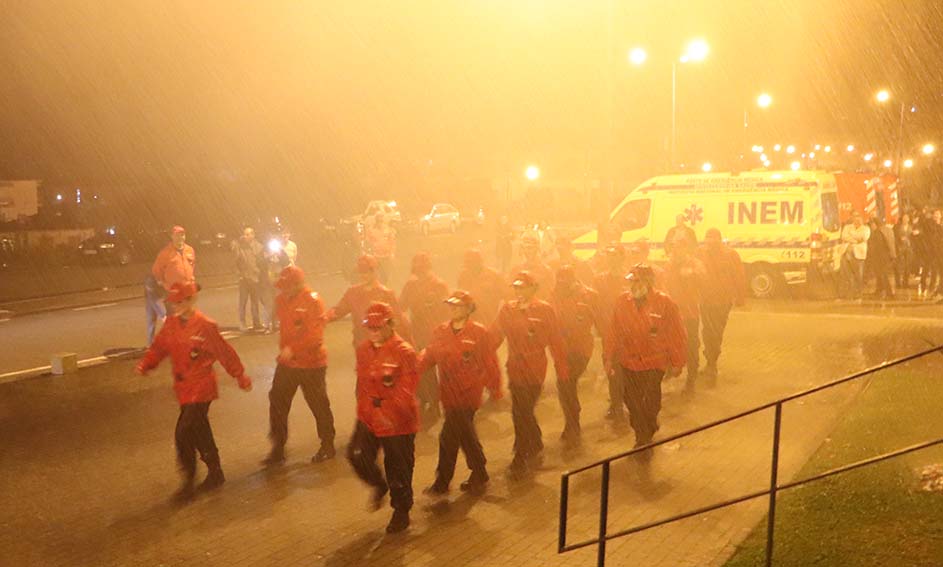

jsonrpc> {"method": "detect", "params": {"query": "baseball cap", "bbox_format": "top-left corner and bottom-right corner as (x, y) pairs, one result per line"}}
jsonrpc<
(167, 281), (200, 303)
(445, 289), (475, 307)
(362, 302), (394, 328)
(512, 271), (538, 288)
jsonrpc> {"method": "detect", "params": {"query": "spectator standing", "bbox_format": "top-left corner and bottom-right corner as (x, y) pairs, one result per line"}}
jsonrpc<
(894, 213), (914, 290)
(868, 218), (896, 299)
(663, 215), (697, 257)
(232, 227), (264, 331)
(152, 225), (196, 293)
(281, 228), (298, 266)
(840, 212), (870, 299)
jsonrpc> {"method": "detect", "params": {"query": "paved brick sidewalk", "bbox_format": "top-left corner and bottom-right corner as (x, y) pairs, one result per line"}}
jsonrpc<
(1, 308), (940, 566)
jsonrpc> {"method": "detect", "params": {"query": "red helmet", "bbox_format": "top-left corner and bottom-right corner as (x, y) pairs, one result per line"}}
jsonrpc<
(362, 302), (395, 328)
(275, 265), (305, 290)
(167, 281), (199, 303)
(512, 270), (538, 289)
(444, 289), (476, 312)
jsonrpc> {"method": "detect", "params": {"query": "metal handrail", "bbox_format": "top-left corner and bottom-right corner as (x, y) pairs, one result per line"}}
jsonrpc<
(558, 343), (943, 567)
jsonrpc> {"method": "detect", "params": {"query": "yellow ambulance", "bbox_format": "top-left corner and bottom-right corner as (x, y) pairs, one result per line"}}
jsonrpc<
(573, 170), (844, 297)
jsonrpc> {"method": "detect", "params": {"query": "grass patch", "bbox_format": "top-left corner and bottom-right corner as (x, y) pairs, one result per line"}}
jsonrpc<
(725, 364), (943, 567)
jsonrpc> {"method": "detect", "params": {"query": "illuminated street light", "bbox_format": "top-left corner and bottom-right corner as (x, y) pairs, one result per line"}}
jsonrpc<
(773, 144), (782, 152)
(760, 153), (768, 162)
(847, 144), (855, 152)
(814, 144), (821, 151)
(683, 38), (710, 63)
(628, 47), (647, 66)
(702, 162), (712, 172)
(923, 143), (935, 155)
(876, 89), (891, 103)
(763, 160), (771, 168)
(525, 165), (540, 181)
(786, 145), (796, 154)
(904, 158), (914, 169)
(864, 153), (874, 162)
(824, 145), (832, 153)
(757, 93), (773, 108)
(55, 194), (63, 201)
(883, 159), (893, 168)
(790, 161), (801, 171)
(809, 152), (816, 158)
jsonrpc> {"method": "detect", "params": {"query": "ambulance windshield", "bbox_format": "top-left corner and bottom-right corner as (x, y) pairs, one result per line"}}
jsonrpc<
(821, 192), (840, 232)
(611, 199), (651, 232)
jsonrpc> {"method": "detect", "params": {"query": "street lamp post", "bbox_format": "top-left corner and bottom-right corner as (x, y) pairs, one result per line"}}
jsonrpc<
(875, 89), (908, 177)
(743, 93), (772, 162)
(633, 39), (708, 170)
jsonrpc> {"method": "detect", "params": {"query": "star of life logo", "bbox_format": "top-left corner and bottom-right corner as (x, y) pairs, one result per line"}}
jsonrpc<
(684, 204), (704, 226)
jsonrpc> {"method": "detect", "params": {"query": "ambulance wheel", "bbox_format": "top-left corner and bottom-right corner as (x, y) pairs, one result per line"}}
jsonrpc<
(748, 265), (781, 298)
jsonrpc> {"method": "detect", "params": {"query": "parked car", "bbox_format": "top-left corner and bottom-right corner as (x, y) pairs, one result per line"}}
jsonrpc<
(77, 233), (134, 265)
(419, 203), (461, 235)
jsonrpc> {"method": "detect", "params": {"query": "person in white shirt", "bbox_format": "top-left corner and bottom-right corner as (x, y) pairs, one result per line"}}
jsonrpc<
(281, 228), (298, 267)
(841, 212), (870, 298)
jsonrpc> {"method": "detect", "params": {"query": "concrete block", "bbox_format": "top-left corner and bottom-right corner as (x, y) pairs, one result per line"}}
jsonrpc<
(51, 352), (78, 375)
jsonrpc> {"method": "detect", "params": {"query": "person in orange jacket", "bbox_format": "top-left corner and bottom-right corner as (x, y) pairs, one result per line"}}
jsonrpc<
(593, 243), (628, 422)
(550, 265), (603, 447)
(508, 234), (553, 300)
(347, 302), (420, 534)
(400, 252), (450, 425)
(136, 282), (252, 501)
(491, 271), (569, 477)
(697, 228), (747, 383)
(605, 264), (686, 458)
(327, 255), (409, 348)
(262, 266), (336, 466)
(418, 290), (502, 495)
(456, 248), (505, 326)
(549, 237), (594, 286)
(151, 225), (196, 293)
(663, 241), (706, 394)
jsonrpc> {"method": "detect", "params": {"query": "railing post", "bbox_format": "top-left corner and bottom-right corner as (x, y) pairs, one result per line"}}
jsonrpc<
(598, 461), (610, 567)
(766, 402), (783, 567)
(559, 474), (569, 553)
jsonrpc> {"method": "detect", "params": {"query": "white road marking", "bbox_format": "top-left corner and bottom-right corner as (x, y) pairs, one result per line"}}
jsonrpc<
(0, 355), (112, 385)
(72, 303), (119, 312)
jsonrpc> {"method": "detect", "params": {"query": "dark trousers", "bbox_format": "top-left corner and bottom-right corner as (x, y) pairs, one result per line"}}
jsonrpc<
(619, 366), (664, 446)
(873, 262), (894, 296)
(896, 249), (913, 288)
(347, 421), (415, 512)
(436, 408), (486, 484)
(509, 381), (543, 459)
(557, 353), (589, 437)
(175, 402), (218, 478)
(238, 278), (261, 328)
(268, 365), (335, 448)
(684, 317), (700, 383)
(417, 366), (440, 410)
(701, 303), (732, 368)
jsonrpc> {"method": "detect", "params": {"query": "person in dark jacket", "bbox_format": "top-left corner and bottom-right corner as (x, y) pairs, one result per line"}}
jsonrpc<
(894, 213), (914, 289)
(867, 218), (896, 299)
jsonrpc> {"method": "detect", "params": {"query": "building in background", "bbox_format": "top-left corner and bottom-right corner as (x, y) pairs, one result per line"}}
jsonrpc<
(0, 180), (40, 223)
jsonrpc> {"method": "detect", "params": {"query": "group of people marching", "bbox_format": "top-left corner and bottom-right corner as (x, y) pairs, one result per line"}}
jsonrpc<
(137, 225), (745, 535)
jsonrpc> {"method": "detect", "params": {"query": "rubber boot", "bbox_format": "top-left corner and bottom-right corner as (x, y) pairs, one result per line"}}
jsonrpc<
(199, 459), (226, 492)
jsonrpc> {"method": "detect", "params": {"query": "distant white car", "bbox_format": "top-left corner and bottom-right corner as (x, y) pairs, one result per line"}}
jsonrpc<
(419, 203), (461, 235)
